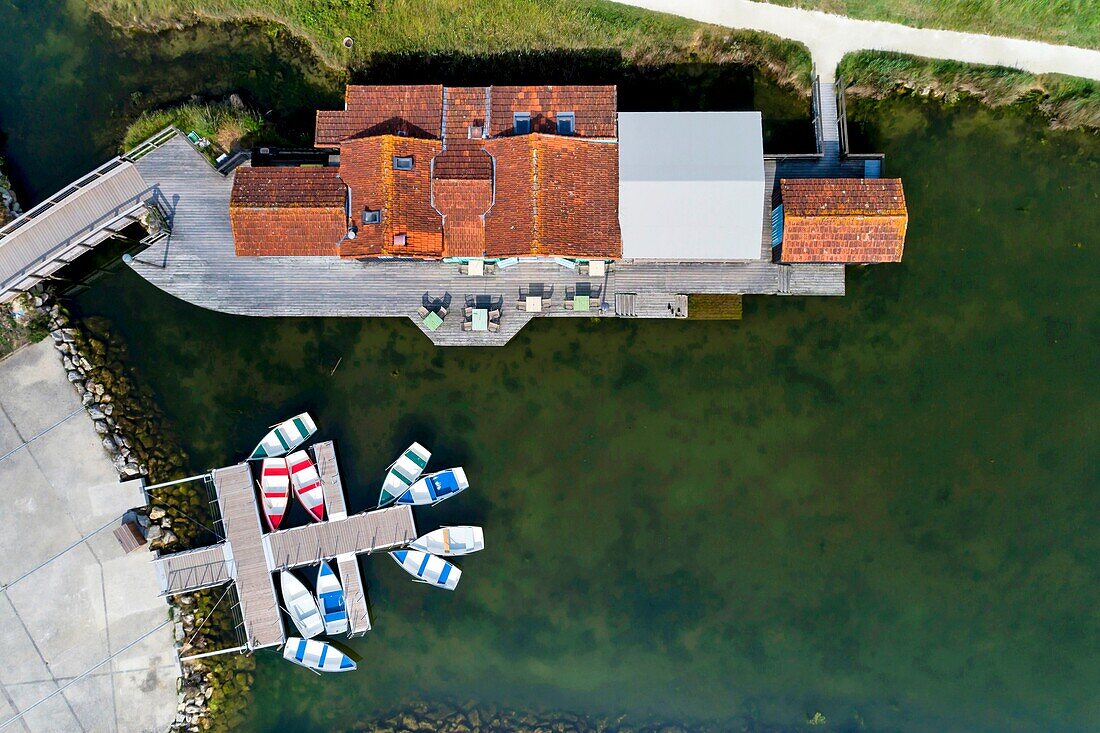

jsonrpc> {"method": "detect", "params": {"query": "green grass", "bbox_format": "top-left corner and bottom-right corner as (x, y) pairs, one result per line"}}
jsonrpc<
(121, 101), (265, 155)
(760, 0), (1099, 50)
(89, 0), (813, 88)
(839, 50), (1100, 129)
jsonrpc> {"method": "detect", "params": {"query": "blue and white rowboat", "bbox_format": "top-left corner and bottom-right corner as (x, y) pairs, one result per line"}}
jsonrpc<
(315, 561), (348, 635)
(394, 467), (468, 506)
(379, 442), (431, 506)
(282, 637), (356, 673)
(409, 526), (484, 557)
(390, 549), (461, 591)
(250, 413), (317, 460)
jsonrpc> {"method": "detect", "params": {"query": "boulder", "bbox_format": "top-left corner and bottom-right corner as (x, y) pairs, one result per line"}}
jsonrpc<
(149, 505), (167, 520)
(93, 420), (109, 435)
(146, 524), (163, 541)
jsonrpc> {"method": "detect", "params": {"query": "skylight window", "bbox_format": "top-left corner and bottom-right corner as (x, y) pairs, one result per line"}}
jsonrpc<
(393, 233), (407, 246)
(362, 209), (381, 225)
(393, 156), (414, 171)
(513, 112), (531, 135)
(557, 112), (575, 135)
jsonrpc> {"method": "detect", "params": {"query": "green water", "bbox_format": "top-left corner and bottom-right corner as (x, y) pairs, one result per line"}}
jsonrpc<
(4, 2), (1100, 731)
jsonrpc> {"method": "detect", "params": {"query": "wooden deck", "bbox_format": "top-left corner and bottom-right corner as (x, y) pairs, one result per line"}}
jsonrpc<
(262, 506), (416, 570)
(336, 553), (372, 636)
(153, 543), (232, 595)
(129, 134), (848, 346)
(310, 441), (346, 520)
(212, 463), (285, 650)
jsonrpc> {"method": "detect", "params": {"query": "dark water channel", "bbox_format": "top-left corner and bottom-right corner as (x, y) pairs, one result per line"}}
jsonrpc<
(2, 2), (1098, 731)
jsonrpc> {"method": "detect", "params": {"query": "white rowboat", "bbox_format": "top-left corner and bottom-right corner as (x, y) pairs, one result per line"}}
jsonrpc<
(283, 637), (356, 672)
(280, 571), (324, 638)
(257, 457), (290, 531)
(409, 526), (484, 556)
(379, 442), (431, 506)
(394, 467), (468, 506)
(287, 450), (325, 522)
(390, 549), (461, 591)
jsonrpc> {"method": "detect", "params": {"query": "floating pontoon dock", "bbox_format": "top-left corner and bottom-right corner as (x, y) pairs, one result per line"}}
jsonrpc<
(152, 440), (415, 649)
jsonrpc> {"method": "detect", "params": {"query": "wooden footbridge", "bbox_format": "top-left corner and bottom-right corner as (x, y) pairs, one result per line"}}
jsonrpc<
(152, 440), (416, 650)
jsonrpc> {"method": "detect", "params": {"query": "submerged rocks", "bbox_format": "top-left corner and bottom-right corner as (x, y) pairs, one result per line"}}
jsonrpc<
(354, 704), (721, 733)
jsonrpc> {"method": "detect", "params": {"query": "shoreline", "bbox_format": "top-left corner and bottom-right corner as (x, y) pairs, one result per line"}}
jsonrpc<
(33, 287), (254, 731)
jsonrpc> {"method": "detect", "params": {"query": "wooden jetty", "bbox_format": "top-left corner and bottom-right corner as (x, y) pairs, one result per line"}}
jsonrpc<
(152, 440), (415, 651)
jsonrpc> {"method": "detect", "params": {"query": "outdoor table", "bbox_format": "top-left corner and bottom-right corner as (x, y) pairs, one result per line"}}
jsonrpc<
(467, 259), (485, 276)
(525, 296), (543, 313)
(471, 308), (489, 331)
(423, 310), (443, 331)
(588, 260), (606, 277)
(573, 294), (591, 312)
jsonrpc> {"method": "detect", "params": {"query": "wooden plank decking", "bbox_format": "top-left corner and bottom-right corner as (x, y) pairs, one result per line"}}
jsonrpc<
(310, 440), (346, 520)
(213, 463), (285, 650)
(153, 544), (232, 595)
(336, 553), (372, 636)
(263, 505), (416, 570)
(129, 134), (848, 346)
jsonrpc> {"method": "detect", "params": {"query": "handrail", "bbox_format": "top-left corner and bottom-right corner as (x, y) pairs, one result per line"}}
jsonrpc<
(124, 126), (179, 162)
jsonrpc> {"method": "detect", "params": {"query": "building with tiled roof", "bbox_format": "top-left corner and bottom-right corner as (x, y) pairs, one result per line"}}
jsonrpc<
(777, 178), (908, 263)
(229, 168), (347, 256)
(231, 84), (621, 260)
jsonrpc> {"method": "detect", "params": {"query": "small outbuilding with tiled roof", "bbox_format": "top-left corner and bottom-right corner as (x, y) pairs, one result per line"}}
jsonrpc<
(229, 167), (349, 256)
(777, 178), (908, 263)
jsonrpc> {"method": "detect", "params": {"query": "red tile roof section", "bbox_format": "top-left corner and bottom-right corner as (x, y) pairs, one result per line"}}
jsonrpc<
(338, 136), (444, 258)
(489, 86), (616, 138)
(483, 135), (621, 258)
(779, 178), (907, 263)
(315, 85), (443, 146)
(229, 167), (347, 256)
(434, 178), (492, 257)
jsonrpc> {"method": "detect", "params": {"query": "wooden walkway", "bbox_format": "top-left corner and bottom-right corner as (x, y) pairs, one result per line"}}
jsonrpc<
(212, 463), (285, 649)
(129, 133), (849, 346)
(152, 543), (232, 595)
(336, 554), (372, 635)
(262, 506), (416, 570)
(311, 441), (346, 519)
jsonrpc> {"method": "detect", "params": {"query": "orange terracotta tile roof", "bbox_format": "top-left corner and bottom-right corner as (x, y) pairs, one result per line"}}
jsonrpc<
(229, 168), (347, 256)
(483, 135), (621, 258)
(488, 85), (616, 138)
(315, 85), (443, 146)
(338, 135), (444, 258)
(779, 178), (907, 263)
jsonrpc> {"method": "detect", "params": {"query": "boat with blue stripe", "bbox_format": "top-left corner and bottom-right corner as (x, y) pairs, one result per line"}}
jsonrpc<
(282, 637), (356, 673)
(390, 549), (462, 591)
(315, 560), (349, 635)
(394, 467), (468, 506)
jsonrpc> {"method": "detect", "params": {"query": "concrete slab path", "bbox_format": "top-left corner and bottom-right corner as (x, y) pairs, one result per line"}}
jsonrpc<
(0, 341), (177, 733)
(613, 0), (1100, 82)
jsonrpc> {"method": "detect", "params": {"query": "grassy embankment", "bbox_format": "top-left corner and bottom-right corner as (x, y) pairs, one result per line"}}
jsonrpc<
(761, 0), (1099, 49)
(90, 0), (813, 87)
(839, 50), (1100, 130)
(122, 101), (265, 158)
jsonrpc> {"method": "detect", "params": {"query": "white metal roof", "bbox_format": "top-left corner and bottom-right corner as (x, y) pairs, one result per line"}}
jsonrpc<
(0, 160), (152, 298)
(618, 112), (765, 260)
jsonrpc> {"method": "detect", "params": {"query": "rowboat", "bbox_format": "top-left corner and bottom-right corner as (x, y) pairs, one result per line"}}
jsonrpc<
(250, 413), (317, 460)
(379, 442), (431, 507)
(390, 549), (461, 591)
(394, 467), (468, 506)
(315, 561), (348, 635)
(280, 571), (323, 638)
(282, 637), (357, 673)
(287, 450), (325, 522)
(257, 457), (290, 531)
(409, 526), (484, 557)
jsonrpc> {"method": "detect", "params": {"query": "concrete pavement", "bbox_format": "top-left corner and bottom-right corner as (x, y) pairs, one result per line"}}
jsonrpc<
(0, 340), (177, 732)
(613, 0), (1100, 82)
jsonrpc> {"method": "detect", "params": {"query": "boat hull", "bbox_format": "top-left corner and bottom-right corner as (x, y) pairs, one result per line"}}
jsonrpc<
(280, 571), (324, 638)
(250, 412), (316, 460)
(395, 467), (468, 506)
(316, 561), (349, 636)
(409, 526), (485, 556)
(258, 457), (290, 531)
(379, 442), (432, 506)
(390, 549), (461, 591)
(287, 450), (325, 522)
(283, 637), (356, 672)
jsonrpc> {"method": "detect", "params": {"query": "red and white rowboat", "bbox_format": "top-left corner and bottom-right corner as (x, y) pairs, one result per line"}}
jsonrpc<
(258, 457), (290, 531)
(287, 450), (325, 522)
